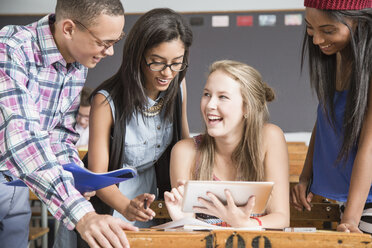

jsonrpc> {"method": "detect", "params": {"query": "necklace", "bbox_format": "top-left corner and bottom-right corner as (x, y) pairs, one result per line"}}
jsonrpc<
(142, 98), (164, 117)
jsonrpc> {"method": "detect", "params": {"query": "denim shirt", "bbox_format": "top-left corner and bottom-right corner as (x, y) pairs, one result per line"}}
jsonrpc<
(98, 90), (173, 172)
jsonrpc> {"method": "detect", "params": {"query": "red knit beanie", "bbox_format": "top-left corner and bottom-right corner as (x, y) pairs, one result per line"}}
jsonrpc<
(304, 0), (372, 10)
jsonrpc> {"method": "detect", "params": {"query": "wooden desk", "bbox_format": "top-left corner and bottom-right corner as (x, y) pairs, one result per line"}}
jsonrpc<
(126, 229), (372, 248)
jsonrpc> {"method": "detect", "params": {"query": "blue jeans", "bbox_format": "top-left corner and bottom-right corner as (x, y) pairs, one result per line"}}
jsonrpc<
(0, 171), (31, 248)
(53, 224), (77, 248)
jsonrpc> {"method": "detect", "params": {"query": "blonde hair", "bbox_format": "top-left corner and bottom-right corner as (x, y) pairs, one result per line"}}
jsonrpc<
(195, 60), (275, 181)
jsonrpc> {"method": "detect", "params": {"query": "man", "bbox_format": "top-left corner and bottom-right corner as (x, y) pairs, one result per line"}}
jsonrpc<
(0, 0), (137, 247)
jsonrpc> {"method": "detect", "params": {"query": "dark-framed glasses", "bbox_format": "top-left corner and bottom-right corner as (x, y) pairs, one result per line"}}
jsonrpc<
(73, 20), (125, 50)
(144, 59), (188, 72)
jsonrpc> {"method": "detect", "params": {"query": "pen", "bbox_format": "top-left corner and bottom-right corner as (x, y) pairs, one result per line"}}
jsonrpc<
(144, 197), (148, 210)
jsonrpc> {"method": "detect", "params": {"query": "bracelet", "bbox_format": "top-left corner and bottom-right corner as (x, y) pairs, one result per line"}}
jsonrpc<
(250, 216), (262, 226)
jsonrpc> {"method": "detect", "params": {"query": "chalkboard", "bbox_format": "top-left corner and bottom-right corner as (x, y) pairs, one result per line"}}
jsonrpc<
(0, 11), (317, 133)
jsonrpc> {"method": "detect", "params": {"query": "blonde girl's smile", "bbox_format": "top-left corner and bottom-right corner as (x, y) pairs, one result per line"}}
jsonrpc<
(201, 70), (245, 138)
(207, 114), (223, 122)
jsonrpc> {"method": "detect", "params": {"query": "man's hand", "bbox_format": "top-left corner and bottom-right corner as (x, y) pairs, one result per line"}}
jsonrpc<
(76, 212), (138, 248)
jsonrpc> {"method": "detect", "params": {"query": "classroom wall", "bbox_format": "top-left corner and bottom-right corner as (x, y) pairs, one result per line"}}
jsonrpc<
(0, 0), (304, 14)
(0, 2), (318, 134)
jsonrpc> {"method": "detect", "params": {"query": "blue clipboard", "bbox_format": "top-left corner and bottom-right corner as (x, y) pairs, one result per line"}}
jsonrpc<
(5, 163), (137, 193)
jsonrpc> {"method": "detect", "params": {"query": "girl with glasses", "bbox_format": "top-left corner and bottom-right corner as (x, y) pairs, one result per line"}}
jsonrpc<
(85, 8), (193, 230)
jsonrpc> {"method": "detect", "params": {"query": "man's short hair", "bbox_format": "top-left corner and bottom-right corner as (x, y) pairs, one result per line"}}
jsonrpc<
(80, 87), (93, 107)
(55, 0), (124, 27)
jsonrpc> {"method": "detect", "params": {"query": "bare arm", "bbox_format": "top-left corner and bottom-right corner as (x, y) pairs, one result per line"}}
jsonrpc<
(300, 124), (316, 184)
(181, 79), (190, 139)
(291, 122), (316, 211)
(259, 124), (290, 229)
(88, 94), (154, 221)
(338, 79), (372, 233)
(169, 138), (196, 187)
(165, 138), (196, 220)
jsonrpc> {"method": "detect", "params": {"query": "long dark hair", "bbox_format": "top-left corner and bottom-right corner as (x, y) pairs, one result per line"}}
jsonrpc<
(302, 8), (372, 163)
(91, 8), (193, 171)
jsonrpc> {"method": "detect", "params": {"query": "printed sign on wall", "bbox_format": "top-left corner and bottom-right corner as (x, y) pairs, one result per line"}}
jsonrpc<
(259, 15), (276, 26)
(285, 14), (303, 26)
(212, 15), (229, 27)
(237, 15), (253, 27)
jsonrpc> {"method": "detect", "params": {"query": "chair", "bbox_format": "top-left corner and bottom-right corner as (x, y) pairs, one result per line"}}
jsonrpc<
(286, 142), (340, 229)
(287, 141), (308, 183)
(29, 191), (49, 248)
(78, 148), (88, 160)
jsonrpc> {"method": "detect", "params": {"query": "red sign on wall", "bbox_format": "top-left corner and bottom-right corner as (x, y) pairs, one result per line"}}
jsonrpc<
(237, 15), (253, 26)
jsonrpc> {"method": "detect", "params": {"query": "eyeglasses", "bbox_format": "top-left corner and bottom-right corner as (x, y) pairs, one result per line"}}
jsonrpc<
(144, 59), (188, 72)
(73, 20), (125, 50)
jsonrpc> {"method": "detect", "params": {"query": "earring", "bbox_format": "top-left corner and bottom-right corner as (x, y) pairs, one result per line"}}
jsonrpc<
(244, 114), (248, 119)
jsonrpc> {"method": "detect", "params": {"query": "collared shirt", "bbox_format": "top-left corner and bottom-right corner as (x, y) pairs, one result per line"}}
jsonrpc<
(99, 89), (173, 172)
(98, 89), (173, 227)
(0, 14), (94, 230)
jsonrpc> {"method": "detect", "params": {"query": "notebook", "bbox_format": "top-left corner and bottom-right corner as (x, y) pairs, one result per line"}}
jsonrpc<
(5, 162), (137, 193)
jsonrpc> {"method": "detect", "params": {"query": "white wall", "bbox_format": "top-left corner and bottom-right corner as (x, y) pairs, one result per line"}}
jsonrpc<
(0, 0), (304, 15)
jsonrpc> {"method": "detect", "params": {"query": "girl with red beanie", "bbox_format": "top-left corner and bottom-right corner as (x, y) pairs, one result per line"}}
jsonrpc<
(291, 0), (372, 234)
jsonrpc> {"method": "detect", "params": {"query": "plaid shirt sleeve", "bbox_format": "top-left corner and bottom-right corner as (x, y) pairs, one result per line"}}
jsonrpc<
(50, 95), (85, 168)
(0, 43), (94, 229)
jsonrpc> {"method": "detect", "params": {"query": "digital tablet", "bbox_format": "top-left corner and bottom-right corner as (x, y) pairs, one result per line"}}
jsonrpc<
(182, 180), (274, 214)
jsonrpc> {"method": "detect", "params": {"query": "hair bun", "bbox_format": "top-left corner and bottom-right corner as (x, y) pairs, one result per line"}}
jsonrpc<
(263, 82), (275, 102)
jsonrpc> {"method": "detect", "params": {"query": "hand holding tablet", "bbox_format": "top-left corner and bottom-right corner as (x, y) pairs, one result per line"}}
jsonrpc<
(182, 180), (274, 214)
